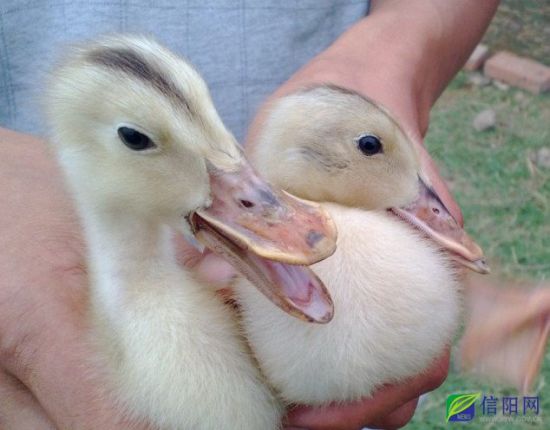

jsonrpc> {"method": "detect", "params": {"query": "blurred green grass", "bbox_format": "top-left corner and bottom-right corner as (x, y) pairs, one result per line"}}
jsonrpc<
(406, 74), (549, 430)
(407, 2), (549, 427)
(428, 77), (549, 281)
(482, 0), (549, 65)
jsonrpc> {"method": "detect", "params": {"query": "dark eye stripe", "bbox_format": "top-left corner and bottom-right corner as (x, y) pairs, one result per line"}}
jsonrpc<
(88, 47), (191, 112)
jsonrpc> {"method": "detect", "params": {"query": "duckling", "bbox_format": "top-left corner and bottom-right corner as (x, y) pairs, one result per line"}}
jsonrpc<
(234, 86), (488, 404)
(45, 36), (337, 429)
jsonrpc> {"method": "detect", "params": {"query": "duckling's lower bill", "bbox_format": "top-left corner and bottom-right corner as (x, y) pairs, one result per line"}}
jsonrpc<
(190, 162), (336, 323)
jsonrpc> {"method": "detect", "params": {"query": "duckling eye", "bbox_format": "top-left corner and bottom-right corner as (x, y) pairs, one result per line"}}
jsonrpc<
(118, 126), (155, 151)
(357, 134), (382, 156)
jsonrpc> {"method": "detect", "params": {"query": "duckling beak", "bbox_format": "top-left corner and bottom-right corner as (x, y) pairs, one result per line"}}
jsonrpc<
(392, 177), (490, 274)
(189, 162), (336, 323)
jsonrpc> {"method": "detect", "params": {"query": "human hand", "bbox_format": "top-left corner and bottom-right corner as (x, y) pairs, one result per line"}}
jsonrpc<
(284, 350), (450, 430)
(0, 127), (153, 429)
(460, 275), (550, 394)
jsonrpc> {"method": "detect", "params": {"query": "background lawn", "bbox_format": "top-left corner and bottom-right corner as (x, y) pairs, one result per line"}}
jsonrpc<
(406, 1), (549, 428)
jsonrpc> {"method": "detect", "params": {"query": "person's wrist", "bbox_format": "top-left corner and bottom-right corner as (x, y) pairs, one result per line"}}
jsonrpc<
(317, 7), (451, 138)
(306, 51), (429, 143)
(267, 46), (428, 141)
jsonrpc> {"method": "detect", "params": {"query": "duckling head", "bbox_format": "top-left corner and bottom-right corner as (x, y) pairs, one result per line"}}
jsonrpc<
(46, 35), (337, 322)
(251, 85), (489, 273)
(252, 85), (419, 210)
(47, 35), (242, 220)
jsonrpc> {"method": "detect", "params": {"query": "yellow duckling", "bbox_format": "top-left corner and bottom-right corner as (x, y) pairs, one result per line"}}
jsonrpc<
(46, 36), (337, 429)
(235, 86), (487, 405)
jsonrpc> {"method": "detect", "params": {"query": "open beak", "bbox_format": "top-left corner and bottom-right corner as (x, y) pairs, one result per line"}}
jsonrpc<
(392, 176), (490, 274)
(189, 162), (337, 323)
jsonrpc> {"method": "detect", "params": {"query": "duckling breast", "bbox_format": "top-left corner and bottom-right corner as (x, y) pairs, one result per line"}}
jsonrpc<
(235, 204), (460, 405)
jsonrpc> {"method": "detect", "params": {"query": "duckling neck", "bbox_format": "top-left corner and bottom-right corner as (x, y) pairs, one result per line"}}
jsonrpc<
(81, 208), (181, 314)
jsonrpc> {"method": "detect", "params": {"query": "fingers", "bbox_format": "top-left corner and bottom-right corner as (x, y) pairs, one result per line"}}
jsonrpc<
(185, 251), (238, 287)
(460, 276), (550, 393)
(419, 348), (451, 393)
(3, 333), (155, 430)
(285, 349), (450, 430)
(284, 387), (429, 430)
(0, 264), (152, 430)
(369, 397), (419, 430)
(284, 387), (419, 430)
(0, 368), (56, 430)
(173, 234), (238, 288)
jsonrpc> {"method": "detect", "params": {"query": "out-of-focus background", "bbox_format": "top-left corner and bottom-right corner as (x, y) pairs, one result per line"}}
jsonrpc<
(408, 1), (549, 428)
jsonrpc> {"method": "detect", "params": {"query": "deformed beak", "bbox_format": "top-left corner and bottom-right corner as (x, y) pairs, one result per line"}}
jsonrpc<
(392, 176), (490, 274)
(189, 162), (337, 323)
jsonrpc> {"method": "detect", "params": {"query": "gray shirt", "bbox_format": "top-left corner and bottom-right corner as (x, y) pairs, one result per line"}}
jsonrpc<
(0, 0), (370, 142)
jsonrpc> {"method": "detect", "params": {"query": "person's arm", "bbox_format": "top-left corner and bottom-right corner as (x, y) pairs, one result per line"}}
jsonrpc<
(246, 1), (499, 428)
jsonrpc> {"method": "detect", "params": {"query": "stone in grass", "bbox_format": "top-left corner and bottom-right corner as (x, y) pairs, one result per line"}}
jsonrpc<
(468, 72), (491, 87)
(534, 147), (550, 169)
(484, 51), (550, 94)
(514, 92), (527, 103)
(513, 92), (529, 108)
(473, 109), (497, 132)
(464, 44), (491, 71)
(493, 80), (510, 91)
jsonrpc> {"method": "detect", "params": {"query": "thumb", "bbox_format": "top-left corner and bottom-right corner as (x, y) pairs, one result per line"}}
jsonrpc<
(173, 233), (238, 288)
